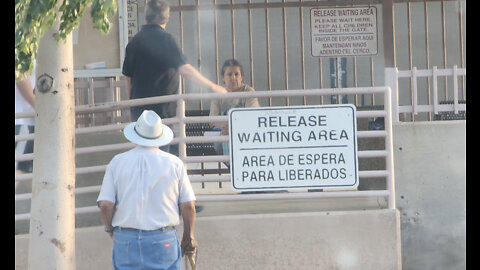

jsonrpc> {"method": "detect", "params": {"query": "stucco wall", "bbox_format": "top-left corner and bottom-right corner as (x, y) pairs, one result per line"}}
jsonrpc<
(393, 120), (466, 270)
(15, 210), (401, 270)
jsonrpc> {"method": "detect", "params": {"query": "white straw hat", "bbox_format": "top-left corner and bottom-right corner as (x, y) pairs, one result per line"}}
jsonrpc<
(123, 110), (173, 147)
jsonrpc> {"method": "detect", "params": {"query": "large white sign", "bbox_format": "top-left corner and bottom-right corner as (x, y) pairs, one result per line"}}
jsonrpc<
(310, 6), (378, 57)
(229, 105), (359, 192)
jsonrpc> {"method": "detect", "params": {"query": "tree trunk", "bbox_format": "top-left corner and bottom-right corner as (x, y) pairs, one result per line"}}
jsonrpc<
(28, 9), (76, 270)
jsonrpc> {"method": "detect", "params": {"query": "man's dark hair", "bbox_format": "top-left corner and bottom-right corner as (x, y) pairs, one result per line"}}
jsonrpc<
(221, 59), (244, 77)
(146, 0), (170, 25)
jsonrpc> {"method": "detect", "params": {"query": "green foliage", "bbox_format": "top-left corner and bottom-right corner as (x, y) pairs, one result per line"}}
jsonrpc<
(55, 0), (93, 41)
(15, 0), (117, 81)
(91, 0), (118, 34)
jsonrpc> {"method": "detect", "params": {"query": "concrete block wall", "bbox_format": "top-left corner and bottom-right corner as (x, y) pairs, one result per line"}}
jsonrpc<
(393, 120), (466, 270)
(15, 209), (401, 270)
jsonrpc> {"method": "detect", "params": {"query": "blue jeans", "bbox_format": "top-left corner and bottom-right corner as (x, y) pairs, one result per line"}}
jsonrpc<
(112, 228), (181, 270)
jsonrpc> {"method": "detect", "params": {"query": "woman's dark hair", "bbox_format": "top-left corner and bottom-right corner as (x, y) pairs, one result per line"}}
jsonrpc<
(221, 59), (244, 77)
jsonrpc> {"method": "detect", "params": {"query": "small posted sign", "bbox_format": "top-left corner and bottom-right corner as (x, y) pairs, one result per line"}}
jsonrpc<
(229, 105), (359, 192)
(310, 6), (378, 57)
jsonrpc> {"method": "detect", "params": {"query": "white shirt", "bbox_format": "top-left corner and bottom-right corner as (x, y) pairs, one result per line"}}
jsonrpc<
(15, 64), (36, 126)
(97, 146), (196, 230)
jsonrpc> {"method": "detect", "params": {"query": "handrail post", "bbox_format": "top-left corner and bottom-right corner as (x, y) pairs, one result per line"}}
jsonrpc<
(384, 86), (396, 210)
(177, 94), (187, 161)
(385, 67), (399, 123)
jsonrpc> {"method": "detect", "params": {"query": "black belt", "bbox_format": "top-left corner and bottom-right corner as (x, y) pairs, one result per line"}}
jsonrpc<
(115, 226), (175, 232)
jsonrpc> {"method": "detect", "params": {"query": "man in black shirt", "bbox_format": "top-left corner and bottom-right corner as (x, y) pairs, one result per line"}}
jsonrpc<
(122, 0), (227, 154)
(123, 0), (227, 120)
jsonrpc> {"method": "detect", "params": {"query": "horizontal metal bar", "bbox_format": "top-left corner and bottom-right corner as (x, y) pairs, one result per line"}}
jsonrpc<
(188, 170), (388, 183)
(195, 190), (390, 202)
(189, 175), (231, 182)
(16, 148), (388, 180)
(17, 87), (390, 119)
(183, 155), (230, 163)
(396, 67), (466, 78)
(397, 104), (466, 113)
(170, 0), (384, 12)
(15, 185), (103, 201)
(15, 110), (385, 143)
(358, 150), (387, 158)
(357, 130), (387, 138)
(15, 206), (102, 221)
(15, 189), (390, 221)
(15, 168), (390, 202)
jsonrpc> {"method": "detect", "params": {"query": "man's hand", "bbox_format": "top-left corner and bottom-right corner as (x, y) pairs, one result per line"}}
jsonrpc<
(179, 200), (197, 258)
(210, 84), (228, 94)
(181, 237), (198, 257)
(98, 200), (115, 239)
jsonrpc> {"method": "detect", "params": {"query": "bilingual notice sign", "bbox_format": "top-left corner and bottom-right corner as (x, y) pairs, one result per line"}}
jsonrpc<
(310, 6), (378, 57)
(229, 105), (359, 192)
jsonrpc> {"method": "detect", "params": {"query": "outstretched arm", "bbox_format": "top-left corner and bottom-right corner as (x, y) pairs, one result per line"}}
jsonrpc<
(179, 64), (227, 94)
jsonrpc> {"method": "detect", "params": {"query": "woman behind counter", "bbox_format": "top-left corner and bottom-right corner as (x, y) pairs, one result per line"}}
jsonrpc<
(209, 59), (260, 135)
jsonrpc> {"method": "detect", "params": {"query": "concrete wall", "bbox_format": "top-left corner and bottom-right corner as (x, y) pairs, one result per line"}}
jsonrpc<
(393, 121), (466, 270)
(15, 209), (401, 270)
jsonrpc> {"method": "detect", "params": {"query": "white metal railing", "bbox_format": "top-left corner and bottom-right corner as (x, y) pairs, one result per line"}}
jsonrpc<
(15, 87), (396, 223)
(385, 66), (466, 122)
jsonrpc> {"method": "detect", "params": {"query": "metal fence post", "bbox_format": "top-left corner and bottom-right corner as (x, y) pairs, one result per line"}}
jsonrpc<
(177, 94), (187, 160)
(384, 86), (396, 210)
(385, 67), (399, 122)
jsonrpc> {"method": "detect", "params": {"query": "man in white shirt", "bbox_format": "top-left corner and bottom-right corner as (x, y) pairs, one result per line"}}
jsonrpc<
(97, 110), (197, 270)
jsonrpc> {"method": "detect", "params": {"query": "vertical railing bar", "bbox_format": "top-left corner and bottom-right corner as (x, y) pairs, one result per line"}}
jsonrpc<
(87, 77), (94, 105)
(299, 1), (306, 104)
(353, 56), (358, 106)
(282, 0), (289, 106)
(336, 57), (340, 104)
(88, 77), (95, 126)
(317, 0), (323, 106)
(384, 67), (399, 122)
(432, 66), (439, 115)
(370, 56), (375, 106)
(177, 93), (187, 162)
(231, 0), (236, 59)
(412, 67), (418, 115)
(195, 0), (203, 110)
(178, 0), (185, 94)
(265, 0), (272, 104)
(108, 77), (115, 123)
(424, 1), (432, 120)
(213, 0), (219, 85)
(248, 0), (254, 88)
(384, 87), (396, 210)
(319, 58), (323, 105)
(441, 0), (448, 100)
(453, 65), (459, 114)
(457, 0), (465, 100)
(407, 2), (414, 121)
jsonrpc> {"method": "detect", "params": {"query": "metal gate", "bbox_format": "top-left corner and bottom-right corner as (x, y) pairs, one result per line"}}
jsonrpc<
(136, 0), (465, 110)
(72, 0), (465, 124)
